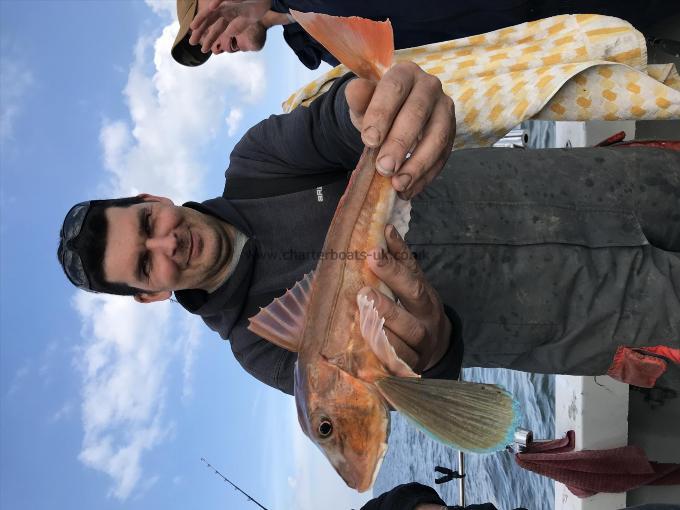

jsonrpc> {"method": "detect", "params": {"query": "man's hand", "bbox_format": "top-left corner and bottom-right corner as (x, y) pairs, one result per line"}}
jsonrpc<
(359, 224), (451, 373)
(346, 62), (456, 200)
(189, 0), (271, 53)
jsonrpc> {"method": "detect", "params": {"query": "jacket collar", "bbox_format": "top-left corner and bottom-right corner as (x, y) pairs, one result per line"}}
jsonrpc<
(174, 197), (256, 317)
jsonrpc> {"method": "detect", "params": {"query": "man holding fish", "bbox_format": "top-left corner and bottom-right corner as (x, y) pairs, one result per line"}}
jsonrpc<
(60, 55), (680, 382)
(58, 60), (461, 389)
(58, 8), (680, 491)
(59, 19), (680, 397)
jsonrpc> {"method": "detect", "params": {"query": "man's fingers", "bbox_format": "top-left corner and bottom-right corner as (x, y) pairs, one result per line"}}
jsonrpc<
(383, 327), (421, 371)
(391, 93), (454, 196)
(351, 60), (454, 197)
(378, 289), (427, 351)
(190, 1), (228, 42)
(360, 64), (415, 150)
(367, 244), (432, 319)
(190, 6), (212, 35)
(363, 226), (451, 373)
(375, 70), (440, 177)
(359, 286), (426, 368)
(189, 15), (212, 46)
(396, 150), (448, 201)
(384, 224), (422, 276)
(200, 18), (228, 53)
(190, 1), (246, 47)
(221, 15), (252, 41)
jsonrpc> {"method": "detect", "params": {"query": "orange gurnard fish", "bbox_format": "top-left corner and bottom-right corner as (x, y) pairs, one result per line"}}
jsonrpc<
(249, 12), (519, 492)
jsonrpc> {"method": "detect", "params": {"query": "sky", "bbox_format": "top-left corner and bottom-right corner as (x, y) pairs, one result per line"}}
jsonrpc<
(0, 1), (372, 509)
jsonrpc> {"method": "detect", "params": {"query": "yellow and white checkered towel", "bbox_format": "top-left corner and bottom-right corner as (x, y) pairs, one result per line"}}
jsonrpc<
(282, 14), (680, 148)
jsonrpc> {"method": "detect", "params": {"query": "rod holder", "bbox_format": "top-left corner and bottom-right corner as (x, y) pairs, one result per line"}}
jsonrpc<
(506, 428), (534, 453)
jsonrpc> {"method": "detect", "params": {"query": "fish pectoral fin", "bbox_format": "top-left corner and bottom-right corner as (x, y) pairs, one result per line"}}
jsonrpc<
(375, 377), (520, 454)
(247, 271), (315, 353)
(290, 10), (394, 82)
(357, 293), (417, 378)
(388, 196), (411, 240)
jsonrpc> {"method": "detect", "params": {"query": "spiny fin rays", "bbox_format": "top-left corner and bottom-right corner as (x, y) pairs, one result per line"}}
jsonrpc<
(248, 271), (315, 352)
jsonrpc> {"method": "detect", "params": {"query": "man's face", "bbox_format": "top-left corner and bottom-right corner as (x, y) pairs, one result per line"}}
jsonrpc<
(102, 196), (233, 299)
(193, 0), (269, 54)
(219, 21), (267, 54)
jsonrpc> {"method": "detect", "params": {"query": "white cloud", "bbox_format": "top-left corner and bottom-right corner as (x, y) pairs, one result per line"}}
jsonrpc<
(265, 394), (373, 509)
(225, 107), (244, 137)
(288, 409), (374, 509)
(144, 0), (175, 17)
(99, 22), (265, 203)
(6, 360), (30, 397)
(50, 401), (75, 424)
(39, 340), (58, 386)
(179, 314), (202, 401)
(74, 293), (180, 499)
(0, 53), (33, 142)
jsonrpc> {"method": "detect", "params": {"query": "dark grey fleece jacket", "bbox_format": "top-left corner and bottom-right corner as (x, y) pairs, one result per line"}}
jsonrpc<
(175, 74), (463, 395)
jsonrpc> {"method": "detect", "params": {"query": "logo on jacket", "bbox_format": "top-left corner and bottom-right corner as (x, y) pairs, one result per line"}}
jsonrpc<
(316, 186), (324, 202)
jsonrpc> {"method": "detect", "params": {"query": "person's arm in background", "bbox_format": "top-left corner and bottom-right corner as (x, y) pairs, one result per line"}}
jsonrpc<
(190, 0), (272, 52)
(359, 483), (446, 510)
(359, 482), (516, 510)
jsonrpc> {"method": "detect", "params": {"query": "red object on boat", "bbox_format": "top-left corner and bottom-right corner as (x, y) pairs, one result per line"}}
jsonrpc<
(615, 140), (680, 150)
(596, 131), (627, 146)
(606, 345), (680, 388)
(515, 431), (680, 497)
(595, 132), (680, 151)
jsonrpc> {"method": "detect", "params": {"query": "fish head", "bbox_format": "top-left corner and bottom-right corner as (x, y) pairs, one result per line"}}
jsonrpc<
(295, 358), (390, 492)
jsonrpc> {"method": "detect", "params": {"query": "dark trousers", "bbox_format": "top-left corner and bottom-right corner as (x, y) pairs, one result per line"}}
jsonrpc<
(408, 147), (680, 386)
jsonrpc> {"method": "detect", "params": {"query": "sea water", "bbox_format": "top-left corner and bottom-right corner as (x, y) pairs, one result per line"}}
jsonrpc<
(373, 121), (558, 510)
(373, 369), (555, 509)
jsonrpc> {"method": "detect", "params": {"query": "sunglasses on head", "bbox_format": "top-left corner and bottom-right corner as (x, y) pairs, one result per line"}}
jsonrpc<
(59, 201), (96, 292)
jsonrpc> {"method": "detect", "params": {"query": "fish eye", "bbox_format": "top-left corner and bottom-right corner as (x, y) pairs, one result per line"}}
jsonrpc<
(318, 419), (333, 438)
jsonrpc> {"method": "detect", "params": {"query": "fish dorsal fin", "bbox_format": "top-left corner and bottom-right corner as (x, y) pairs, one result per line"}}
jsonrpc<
(247, 271), (314, 352)
(375, 377), (520, 453)
(388, 196), (412, 239)
(290, 10), (394, 81)
(357, 293), (417, 378)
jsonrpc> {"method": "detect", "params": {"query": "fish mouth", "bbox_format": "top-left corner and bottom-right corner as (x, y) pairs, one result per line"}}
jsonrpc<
(340, 440), (388, 492)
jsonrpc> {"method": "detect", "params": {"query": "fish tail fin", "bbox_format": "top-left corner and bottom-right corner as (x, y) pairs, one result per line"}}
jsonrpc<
(375, 376), (520, 453)
(290, 10), (393, 81)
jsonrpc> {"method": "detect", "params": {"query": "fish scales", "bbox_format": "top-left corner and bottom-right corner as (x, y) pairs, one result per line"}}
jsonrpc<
(306, 147), (393, 377)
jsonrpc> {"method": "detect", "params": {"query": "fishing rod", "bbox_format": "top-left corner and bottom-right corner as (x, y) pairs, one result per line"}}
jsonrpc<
(201, 457), (271, 510)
